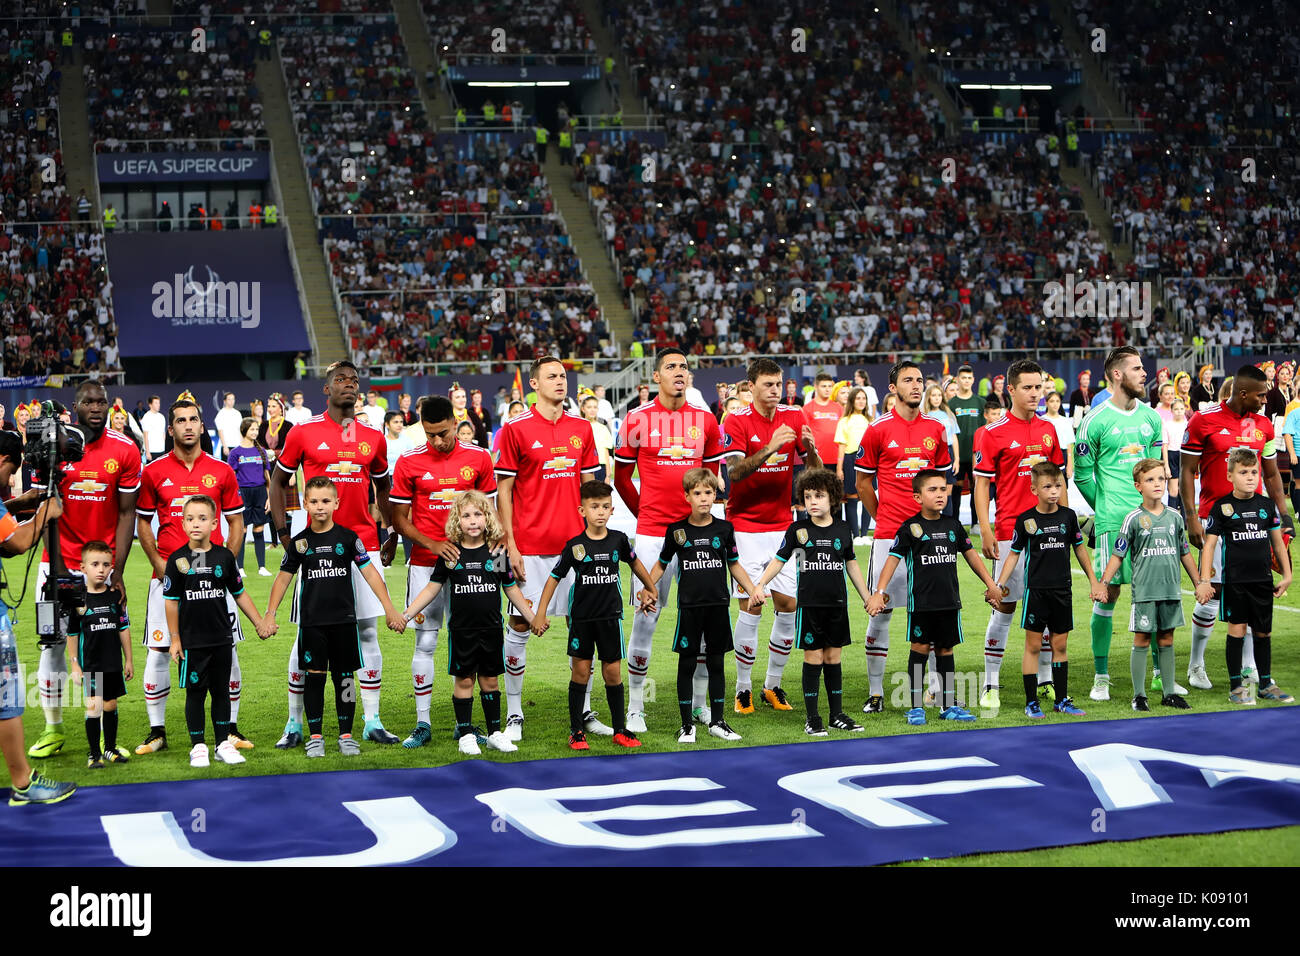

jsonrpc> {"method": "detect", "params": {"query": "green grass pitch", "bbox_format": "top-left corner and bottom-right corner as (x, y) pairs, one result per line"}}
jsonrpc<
(4, 540), (1297, 865)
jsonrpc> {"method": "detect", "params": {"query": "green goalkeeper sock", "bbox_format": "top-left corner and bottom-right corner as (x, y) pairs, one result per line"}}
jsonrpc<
(1130, 645), (1149, 698)
(1091, 601), (1115, 674)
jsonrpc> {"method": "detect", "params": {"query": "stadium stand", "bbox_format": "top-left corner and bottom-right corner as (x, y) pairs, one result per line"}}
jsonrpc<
(421, 0), (595, 60)
(1, 29), (69, 223)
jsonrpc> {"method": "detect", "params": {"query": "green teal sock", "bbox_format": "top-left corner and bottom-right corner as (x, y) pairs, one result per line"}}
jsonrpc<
(1157, 644), (1176, 691)
(1091, 602), (1115, 674)
(1130, 645), (1149, 697)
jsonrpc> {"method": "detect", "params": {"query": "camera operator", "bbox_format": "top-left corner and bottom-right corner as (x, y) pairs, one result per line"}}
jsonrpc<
(0, 429), (78, 804)
(29, 382), (142, 760)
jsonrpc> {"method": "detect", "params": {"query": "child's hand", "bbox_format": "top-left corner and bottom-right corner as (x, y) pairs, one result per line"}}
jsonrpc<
(169, 643), (182, 664)
(69, 665), (82, 685)
(983, 585), (1003, 608)
(636, 588), (657, 613)
(746, 589), (767, 613)
(1195, 581), (1215, 605)
(1275, 576), (1291, 600)
(866, 594), (885, 616)
(1090, 581), (1110, 603)
(386, 610), (407, 633)
(532, 615), (550, 636)
(123, 660), (134, 681)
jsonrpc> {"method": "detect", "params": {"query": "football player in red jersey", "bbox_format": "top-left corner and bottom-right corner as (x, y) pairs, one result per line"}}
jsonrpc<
(30, 381), (142, 760)
(721, 357), (820, 714)
(972, 359), (1067, 710)
(269, 361), (397, 747)
(389, 395), (497, 748)
(855, 360), (953, 713)
(496, 356), (601, 741)
(614, 347), (725, 732)
(1180, 364), (1293, 689)
(132, 398), (246, 756)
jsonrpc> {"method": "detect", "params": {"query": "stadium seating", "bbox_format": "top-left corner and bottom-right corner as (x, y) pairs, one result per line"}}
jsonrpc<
(421, 0), (595, 59)
(0, 32), (69, 223)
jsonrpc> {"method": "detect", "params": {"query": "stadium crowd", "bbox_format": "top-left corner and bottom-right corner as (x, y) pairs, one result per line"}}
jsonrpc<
(421, 0), (595, 59)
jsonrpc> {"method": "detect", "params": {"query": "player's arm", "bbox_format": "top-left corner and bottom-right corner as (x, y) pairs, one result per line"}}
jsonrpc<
(798, 421), (821, 469)
(269, 464), (292, 546)
(612, 458), (640, 516)
(854, 431), (879, 518)
(1098, 551), (1123, 587)
(962, 546), (1001, 592)
(503, 583), (536, 625)
(727, 557), (760, 601)
(495, 474), (526, 580)
(628, 556), (657, 592)
(866, 553), (901, 614)
(224, 509), (245, 562)
(372, 471), (394, 528)
(265, 570), (294, 617)
(391, 502), (447, 558)
(112, 488), (138, 602)
(1073, 419), (1098, 509)
(359, 560), (406, 631)
(135, 513), (167, 578)
(973, 474), (997, 558)
(1261, 453), (1292, 531)
(404, 577), (443, 621)
(1270, 527), (1292, 594)
(728, 424), (794, 483)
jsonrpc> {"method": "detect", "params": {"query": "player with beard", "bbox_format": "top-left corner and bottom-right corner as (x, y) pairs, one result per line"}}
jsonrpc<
(1181, 364), (1293, 691)
(615, 347), (725, 731)
(29, 382), (142, 759)
(855, 361), (953, 713)
(133, 398), (247, 755)
(1073, 347), (1171, 701)
(270, 361), (397, 747)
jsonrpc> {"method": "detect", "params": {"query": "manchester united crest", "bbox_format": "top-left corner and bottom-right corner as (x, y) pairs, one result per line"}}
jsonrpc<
(202, 474), (217, 488)
(796, 528), (809, 545)
(460, 466), (475, 481)
(922, 436), (936, 451)
(674, 528), (687, 546)
(910, 522), (923, 538)
(104, 459), (119, 474)
(359, 441), (371, 456)
(1044, 434), (1054, 447)
(572, 544), (586, 561)
(1025, 518), (1038, 535)
(688, 425), (700, 440)
(569, 435), (582, 449)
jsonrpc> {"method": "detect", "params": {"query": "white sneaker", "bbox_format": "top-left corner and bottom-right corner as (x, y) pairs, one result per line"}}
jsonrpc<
(189, 743), (210, 768)
(691, 705), (711, 725)
(485, 731), (518, 753)
(257, 567), (272, 577)
(582, 710), (614, 736)
(504, 714), (524, 742)
(1169, 679), (1190, 696)
(708, 719), (743, 741)
(458, 732), (482, 756)
(1090, 674), (1112, 701)
(625, 710), (647, 733)
(1241, 667), (1259, 686)
(1187, 664), (1213, 690)
(215, 740), (246, 764)
(677, 724), (695, 744)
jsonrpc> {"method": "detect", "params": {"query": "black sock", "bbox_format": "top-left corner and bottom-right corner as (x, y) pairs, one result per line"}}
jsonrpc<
(453, 695), (473, 737)
(1053, 660), (1068, 702)
(1023, 672), (1038, 707)
(908, 650), (928, 709)
(1227, 636), (1244, 690)
(211, 646), (232, 742)
(186, 689), (206, 745)
(707, 653), (725, 724)
(334, 671), (355, 736)
(1255, 636), (1272, 684)
(102, 708), (118, 751)
(936, 653), (956, 709)
(253, 534), (265, 569)
(823, 662), (842, 717)
(606, 682), (625, 733)
(305, 671), (326, 738)
(802, 661), (822, 722)
(677, 654), (694, 727)
(568, 680), (586, 734)
(481, 690), (501, 733)
(85, 715), (101, 757)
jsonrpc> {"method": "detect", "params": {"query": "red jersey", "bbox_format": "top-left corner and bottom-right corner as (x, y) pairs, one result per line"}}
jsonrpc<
(39, 428), (142, 570)
(136, 450), (244, 573)
(722, 404), (808, 532)
(276, 414), (390, 550)
(390, 440), (497, 565)
(494, 407), (600, 554)
(802, 398), (843, 466)
(973, 411), (1067, 539)
(1182, 401), (1276, 518)
(854, 411), (953, 540)
(614, 398), (725, 536)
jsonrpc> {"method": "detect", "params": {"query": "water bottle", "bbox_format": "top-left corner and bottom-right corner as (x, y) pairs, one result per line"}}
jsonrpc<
(0, 609), (20, 714)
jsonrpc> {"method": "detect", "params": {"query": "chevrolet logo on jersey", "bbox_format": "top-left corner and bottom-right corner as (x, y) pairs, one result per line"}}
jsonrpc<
(1018, 454), (1047, 470)
(430, 489), (459, 504)
(657, 441), (692, 460)
(543, 456), (577, 471)
(897, 456), (929, 471)
(326, 461), (363, 476)
(68, 479), (109, 494)
(1119, 443), (1144, 457)
(762, 452), (789, 467)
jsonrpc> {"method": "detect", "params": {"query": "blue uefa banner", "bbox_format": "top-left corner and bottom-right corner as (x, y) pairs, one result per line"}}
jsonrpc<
(97, 151), (271, 184)
(1, 710), (1296, 866)
(105, 230), (309, 358)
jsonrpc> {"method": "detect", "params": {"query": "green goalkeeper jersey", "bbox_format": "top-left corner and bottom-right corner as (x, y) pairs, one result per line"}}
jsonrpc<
(1074, 399), (1165, 533)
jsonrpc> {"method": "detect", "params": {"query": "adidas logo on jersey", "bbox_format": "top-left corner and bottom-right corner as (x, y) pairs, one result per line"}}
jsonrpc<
(887, 440), (898, 448)
(1219, 428), (1231, 435)
(532, 440), (543, 449)
(1009, 440), (1021, 448)
(161, 478), (173, 487)
(422, 472), (434, 480)
(650, 428), (660, 437)
(317, 442), (330, 450)
(1111, 427), (1120, 435)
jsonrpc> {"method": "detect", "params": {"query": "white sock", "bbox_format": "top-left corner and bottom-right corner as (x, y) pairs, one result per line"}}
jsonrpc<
(584, 670), (596, 714)
(288, 637), (305, 725)
(357, 618), (382, 721)
(503, 625), (529, 718)
(692, 656), (708, 711)
(983, 610), (1012, 687)
(143, 649), (170, 728)
(1190, 599), (1218, 669)
(412, 629), (438, 725)
(1038, 635), (1052, 683)
(626, 603), (658, 710)
(927, 650), (941, 696)
(37, 644), (67, 725)
(763, 611), (796, 689)
(1242, 629), (1256, 673)
(866, 612), (891, 697)
(732, 610), (761, 693)
(228, 645), (242, 723)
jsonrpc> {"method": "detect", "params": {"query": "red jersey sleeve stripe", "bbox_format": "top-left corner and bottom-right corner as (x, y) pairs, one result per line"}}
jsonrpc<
(389, 494), (413, 504)
(223, 505), (244, 514)
(135, 507), (157, 517)
(275, 459), (296, 474)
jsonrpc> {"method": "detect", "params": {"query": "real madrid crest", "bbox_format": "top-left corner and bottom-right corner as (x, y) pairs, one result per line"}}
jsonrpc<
(910, 522), (923, 538)
(796, 528), (809, 545)
(674, 528), (687, 546)
(296, 539), (308, 553)
(572, 544), (586, 561)
(1025, 518), (1038, 535)
(1220, 502), (1234, 517)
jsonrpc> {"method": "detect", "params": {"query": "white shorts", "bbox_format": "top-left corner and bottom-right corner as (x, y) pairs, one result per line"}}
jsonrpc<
(994, 539), (1025, 602)
(290, 548), (385, 623)
(1206, 533), (1225, 586)
(518, 553), (572, 616)
(735, 530), (797, 599)
(632, 534), (676, 606)
(144, 576), (242, 648)
(868, 536), (907, 611)
(405, 564), (446, 631)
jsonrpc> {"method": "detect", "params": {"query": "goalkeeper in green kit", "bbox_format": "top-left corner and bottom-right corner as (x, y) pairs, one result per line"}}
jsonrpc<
(1073, 348), (1174, 701)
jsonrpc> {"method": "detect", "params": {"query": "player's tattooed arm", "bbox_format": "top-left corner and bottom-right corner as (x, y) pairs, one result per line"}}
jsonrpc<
(728, 424), (796, 483)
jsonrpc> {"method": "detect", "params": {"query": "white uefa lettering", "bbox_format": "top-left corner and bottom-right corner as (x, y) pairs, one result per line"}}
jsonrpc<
(1070, 744), (1300, 811)
(778, 758), (1042, 828)
(476, 777), (820, 849)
